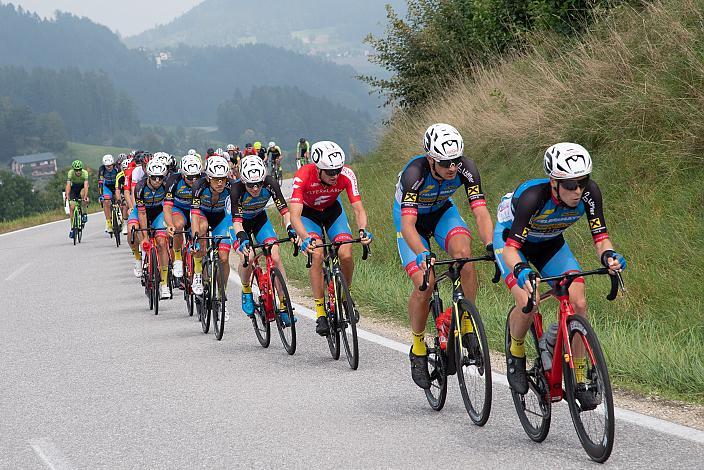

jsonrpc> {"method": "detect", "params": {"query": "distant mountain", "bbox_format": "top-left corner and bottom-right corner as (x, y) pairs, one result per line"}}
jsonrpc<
(125, 0), (407, 75)
(0, 4), (380, 127)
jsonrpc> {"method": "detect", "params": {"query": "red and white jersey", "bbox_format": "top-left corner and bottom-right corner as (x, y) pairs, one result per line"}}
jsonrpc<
(130, 166), (146, 190)
(290, 164), (361, 211)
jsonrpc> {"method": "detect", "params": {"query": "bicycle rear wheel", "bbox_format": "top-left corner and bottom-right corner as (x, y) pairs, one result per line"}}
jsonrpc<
(184, 250), (194, 316)
(152, 248), (160, 316)
(250, 269), (271, 348)
(112, 207), (121, 247)
(212, 258), (226, 341)
(335, 271), (358, 370)
(454, 299), (492, 426)
(325, 278), (340, 360)
(271, 267), (296, 355)
(504, 311), (551, 442)
(563, 315), (614, 463)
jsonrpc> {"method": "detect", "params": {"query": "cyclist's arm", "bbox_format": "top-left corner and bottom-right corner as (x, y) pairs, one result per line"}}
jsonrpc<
(289, 202), (308, 241)
(82, 175), (89, 201)
(64, 179), (71, 201)
(458, 157), (493, 246)
(97, 165), (104, 194)
(350, 200), (368, 233)
(267, 177), (289, 216)
(581, 180), (613, 259)
(162, 175), (178, 228)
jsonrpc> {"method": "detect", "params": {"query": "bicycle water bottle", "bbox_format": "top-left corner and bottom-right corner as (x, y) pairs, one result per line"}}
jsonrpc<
(436, 307), (452, 351)
(539, 322), (558, 370)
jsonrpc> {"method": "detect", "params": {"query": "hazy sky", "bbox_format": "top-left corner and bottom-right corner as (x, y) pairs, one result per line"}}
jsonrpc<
(8, 0), (204, 36)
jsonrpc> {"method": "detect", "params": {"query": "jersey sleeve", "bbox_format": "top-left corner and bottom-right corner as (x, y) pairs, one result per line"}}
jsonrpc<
(582, 180), (609, 243)
(190, 178), (206, 216)
(98, 165), (105, 184)
(266, 176), (289, 216)
(458, 157), (487, 209)
(506, 184), (548, 249)
(290, 166), (310, 205)
(135, 181), (147, 211)
(340, 166), (361, 204)
(398, 160), (424, 217)
(163, 174), (179, 207)
(66, 171), (72, 183)
(230, 181), (245, 222)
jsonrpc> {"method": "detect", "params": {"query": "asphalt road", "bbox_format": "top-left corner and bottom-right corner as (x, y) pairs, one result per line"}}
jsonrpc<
(1, 216), (703, 469)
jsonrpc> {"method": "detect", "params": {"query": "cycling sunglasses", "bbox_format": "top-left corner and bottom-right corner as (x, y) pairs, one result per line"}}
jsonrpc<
(184, 175), (199, 181)
(245, 182), (262, 189)
(323, 168), (343, 177)
(435, 156), (462, 168)
(149, 175), (164, 182)
(560, 177), (590, 191)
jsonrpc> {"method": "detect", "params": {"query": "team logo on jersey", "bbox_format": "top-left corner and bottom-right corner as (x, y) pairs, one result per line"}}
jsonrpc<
(403, 193), (418, 203)
(466, 185), (480, 196)
(521, 227), (530, 238)
(590, 218), (602, 230)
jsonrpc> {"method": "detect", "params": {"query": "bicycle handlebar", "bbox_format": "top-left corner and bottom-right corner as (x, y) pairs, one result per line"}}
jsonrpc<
(522, 267), (625, 313)
(419, 254), (499, 292)
(305, 237), (371, 269)
(242, 237), (298, 268)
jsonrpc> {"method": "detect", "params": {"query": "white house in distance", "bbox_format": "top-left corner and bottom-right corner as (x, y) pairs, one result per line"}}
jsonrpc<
(11, 152), (58, 177)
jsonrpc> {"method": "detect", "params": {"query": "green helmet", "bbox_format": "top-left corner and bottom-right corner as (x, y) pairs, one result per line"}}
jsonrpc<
(71, 160), (84, 170)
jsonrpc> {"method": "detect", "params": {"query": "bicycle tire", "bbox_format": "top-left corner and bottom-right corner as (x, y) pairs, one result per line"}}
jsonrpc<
(146, 256), (154, 311)
(250, 269), (271, 348)
(454, 298), (492, 426)
(184, 250), (194, 317)
(563, 315), (614, 463)
(325, 277), (340, 360)
(425, 302), (448, 411)
(212, 257), (226, 341)
(271, 267), (296, 355)
(335, 271), (358, 370)
(504, 311), (552, 442)
(152, 247), (160, 316)
(112, 206), (121, 247)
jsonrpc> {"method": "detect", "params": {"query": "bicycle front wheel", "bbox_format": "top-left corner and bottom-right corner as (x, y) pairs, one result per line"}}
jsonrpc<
(152, 248), (160, 316)
(504, 311), (551, 442)
(212, 257), (226, 341)
(563, 315), (614, 463)
(112, 207), (121, 247)
(454, 299), (492, 426)
(250, 269), (271, 348)
(325, 277), (340, 360)
(271, 267), (296, 355)
(335, 271), (358, 370)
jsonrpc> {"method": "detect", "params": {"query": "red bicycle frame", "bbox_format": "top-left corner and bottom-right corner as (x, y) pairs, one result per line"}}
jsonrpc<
(243, 238), (297, 322)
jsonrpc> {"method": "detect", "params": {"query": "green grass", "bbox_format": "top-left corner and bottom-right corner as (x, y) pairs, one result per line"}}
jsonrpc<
(0, 204), (102, 234)
(283, 0), (704, 403)
(59, 142), (130, 169)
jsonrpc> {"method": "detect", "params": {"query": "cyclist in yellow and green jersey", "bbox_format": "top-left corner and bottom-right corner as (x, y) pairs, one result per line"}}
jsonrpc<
(65, 160), (89, 239)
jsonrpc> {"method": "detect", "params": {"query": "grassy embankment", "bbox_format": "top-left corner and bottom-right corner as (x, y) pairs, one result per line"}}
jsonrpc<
(59, 142), (130, 169)
(282, 1), (704, 403)
(0, 204), (102, 234)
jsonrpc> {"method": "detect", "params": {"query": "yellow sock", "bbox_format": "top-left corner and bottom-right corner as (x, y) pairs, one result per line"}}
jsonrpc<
(510, 334), (526, 358)
(412, 330), (427, 356)
(314, 298), (325, 318)
(161, 266), (168, 285)
(461, 311), (474, 336)
(174, 249), (182, 261)
(574, 357), (587, 383)
(194, 256), (203, 274)
(133, 248), (141, 261)
(278, 298), (286, 311)
(242, 283), (252, 294)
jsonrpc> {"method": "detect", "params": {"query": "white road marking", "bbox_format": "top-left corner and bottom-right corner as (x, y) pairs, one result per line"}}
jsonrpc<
(29, 438), (73, 470)
(5, 262), (31, 281)
(228, 271), (704, 445)
(0, 212), (102, 239)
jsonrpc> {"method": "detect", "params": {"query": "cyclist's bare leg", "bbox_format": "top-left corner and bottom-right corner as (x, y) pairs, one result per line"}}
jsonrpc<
(408, 269), (434, 334)
(102, 196), (111, 226)
(172, 212), (186, 255)
(190, 217), (207, 261)
(508, 284), (535, 340)
(308, 247), (325, 299)
(569, 281), (587, 359)
(446, 233), (478, 302)
(237, 250), (253, 286)
(218, 246), (230, 280)
(338, 243), (354, 287)
(156, 235), (169, 281)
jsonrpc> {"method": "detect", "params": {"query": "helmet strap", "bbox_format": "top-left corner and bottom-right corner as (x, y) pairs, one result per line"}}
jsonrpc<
(318, 169), (332, 187)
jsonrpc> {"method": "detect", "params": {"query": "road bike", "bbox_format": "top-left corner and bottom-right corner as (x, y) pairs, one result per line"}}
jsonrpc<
(419, 253), (499, 425)
(505, 268), (624, 463)
(109, 198), (123, 247)
(173, 230), (195, 317)
(244, 238), (299, 354)
(69, 198), (85, 245)
(193, 232), (230, 340)
(132, 227), (165, 315)
(306, 235), (370, 370)
(272, 161), (283, 186)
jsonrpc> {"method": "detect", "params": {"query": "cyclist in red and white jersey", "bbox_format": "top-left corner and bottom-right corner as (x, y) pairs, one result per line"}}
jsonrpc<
(289, 141), (373, 336)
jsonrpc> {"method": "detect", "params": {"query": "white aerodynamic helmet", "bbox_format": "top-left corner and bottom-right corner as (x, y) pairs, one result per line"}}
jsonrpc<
(146, 159), (168, 177)
(310, 141), (345, 170)
(205, 155), (229, 178)
(226, 144), (235, 151)
(188, 149), (197, 156)
(102, 154), (115, 166)
(215, 147), (224, 156)
(153, 152), (170, 164)
(424, 123), (464, 161)
(268, 141), (276, 148)
(239, 156), (267, 184)
(121, 157), (132, 171)
(180, 154), (203, 176)
(544, 142), (592, 179)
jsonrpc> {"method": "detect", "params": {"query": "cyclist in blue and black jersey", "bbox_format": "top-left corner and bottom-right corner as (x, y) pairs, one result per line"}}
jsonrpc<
(394, 123), (494, 390)
(98, 154), (119, 235)
(133, 159), (171, 299)
(230, 156), (296, 322)
(164, 154), (204, 279)
(495, 142), (626, 408)
(190, 156), (234, 320)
